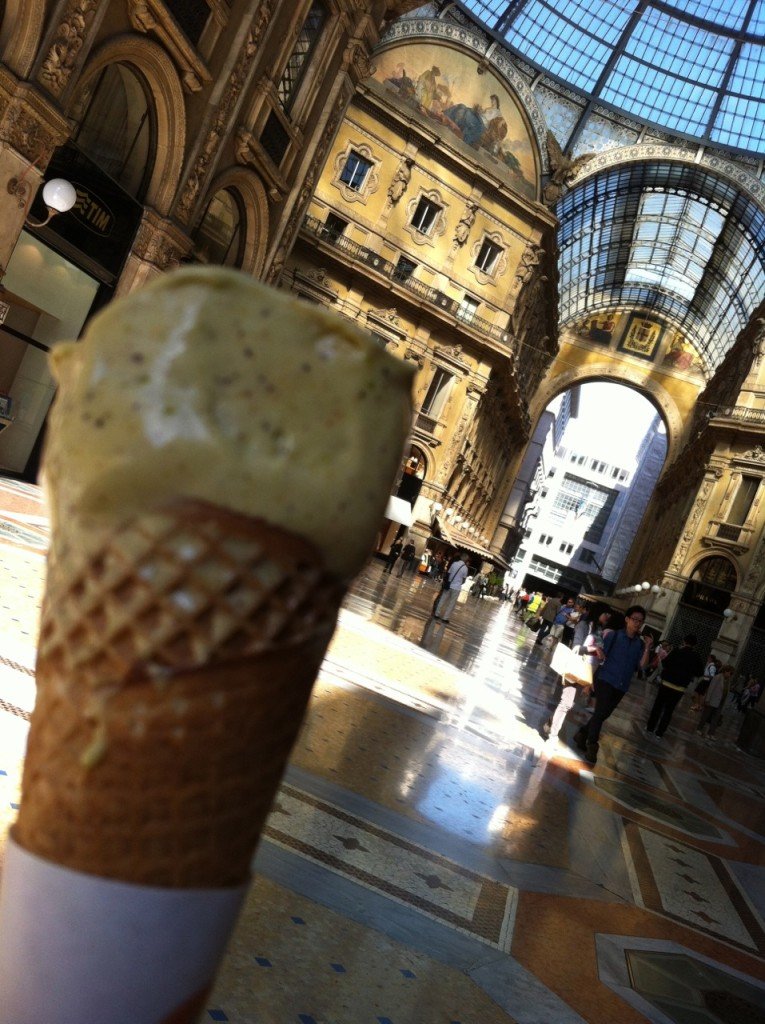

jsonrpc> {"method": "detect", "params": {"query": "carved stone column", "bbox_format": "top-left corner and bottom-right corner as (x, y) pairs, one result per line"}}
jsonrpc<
(175, 1), (273, 227)
(34, 0), (108, 108)
(117, 209), (192, 295)
(645, 574), (684, 636)
(667, 465), (724, 576)
(265, 81), (353, 283)
(0, 69), (70, 275)
(436, 383), (484, 489)
(712, 595), (755, 666)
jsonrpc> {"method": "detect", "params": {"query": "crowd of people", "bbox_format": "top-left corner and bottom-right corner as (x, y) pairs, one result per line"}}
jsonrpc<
(380, 542), (763, 761)
(512, 587), (763, 764)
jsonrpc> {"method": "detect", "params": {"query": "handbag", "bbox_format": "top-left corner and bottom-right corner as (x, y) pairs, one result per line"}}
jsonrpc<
(527, 617), (542, 632)
(550, 643), (594, 686)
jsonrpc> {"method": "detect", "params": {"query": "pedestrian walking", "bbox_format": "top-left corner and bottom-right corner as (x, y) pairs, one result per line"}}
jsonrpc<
(645, 635), (704, 738)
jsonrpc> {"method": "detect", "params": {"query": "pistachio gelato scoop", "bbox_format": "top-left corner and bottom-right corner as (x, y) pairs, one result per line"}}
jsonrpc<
(44, 267), (413, 579)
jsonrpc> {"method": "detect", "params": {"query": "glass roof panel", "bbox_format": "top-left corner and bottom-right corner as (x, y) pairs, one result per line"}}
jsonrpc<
(501, 0), (622, 92)
(460, 0), (765, 154)
(751, 2), (765, 35)
(712, 93), (765, 149)
(667, 0), (752, 32)
(557, 163), (765, 371)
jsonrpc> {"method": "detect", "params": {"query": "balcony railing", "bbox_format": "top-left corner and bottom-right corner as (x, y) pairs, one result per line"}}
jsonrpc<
(710, 405), (765, 426)
(302, 215), (511, 347)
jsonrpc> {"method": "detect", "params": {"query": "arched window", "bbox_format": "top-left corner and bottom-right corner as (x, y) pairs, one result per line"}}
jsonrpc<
(193, 189), (244, 267)
(682, 555), (737, 614)
(73, 63), (153, 199)
(692, 557), (737, 592)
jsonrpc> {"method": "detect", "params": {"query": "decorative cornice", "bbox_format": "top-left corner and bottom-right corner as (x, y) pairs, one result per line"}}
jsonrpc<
(0, 73), (70, 164)
(127, 0), (212, 93)
(376, 17), (550, 175)
(568, 143), (765, 212)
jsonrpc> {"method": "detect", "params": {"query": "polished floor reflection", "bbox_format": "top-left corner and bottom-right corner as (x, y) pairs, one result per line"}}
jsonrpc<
(0, 484), (764, 1022)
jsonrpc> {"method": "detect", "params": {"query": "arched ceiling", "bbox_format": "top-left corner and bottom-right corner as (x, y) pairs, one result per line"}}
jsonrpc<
(460, 0), (765, 155)
(558, 161), (765, 370)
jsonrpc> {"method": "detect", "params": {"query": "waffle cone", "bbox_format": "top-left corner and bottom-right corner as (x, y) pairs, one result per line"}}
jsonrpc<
(15, 501), (344, 888)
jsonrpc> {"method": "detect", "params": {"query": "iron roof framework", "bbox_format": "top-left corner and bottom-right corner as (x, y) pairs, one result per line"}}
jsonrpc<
(460, 0), (765, 156)
(557, 161), (765, 371)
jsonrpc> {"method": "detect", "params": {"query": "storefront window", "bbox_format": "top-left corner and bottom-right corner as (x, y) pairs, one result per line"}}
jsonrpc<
(0, 233), (101, 476)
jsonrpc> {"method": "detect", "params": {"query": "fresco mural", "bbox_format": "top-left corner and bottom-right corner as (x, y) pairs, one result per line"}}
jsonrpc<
(570, 311), (623, 344)
(374, 43), (537, 199)
(661, 328), (706, 376)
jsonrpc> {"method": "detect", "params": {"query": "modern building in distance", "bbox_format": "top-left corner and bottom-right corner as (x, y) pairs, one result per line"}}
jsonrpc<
(510, 397), (667, 595)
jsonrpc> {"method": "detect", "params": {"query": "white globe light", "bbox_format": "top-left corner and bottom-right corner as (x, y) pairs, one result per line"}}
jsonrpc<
(641, 581), (651, 590)
(651, 584), (661, 594)
(722, 607), (734, 618)
(42, 177), (77, 213)
(432, 502), (443, 512)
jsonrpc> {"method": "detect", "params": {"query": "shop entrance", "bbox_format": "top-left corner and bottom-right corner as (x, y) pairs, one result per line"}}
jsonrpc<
(0, 232), (103, 478)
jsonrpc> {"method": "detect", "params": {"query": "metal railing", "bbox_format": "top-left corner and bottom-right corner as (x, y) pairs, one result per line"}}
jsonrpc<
(302, 215), (511, 347)
(711, 405), (765, 425)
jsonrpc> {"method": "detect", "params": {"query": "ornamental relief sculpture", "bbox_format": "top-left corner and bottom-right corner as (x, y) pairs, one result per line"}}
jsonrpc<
(386, 157), (413, 204)
(38, 0), (101, 98)
(452, 202), (477, 247)
(669, 476), (716, 572)
(0, 102), (65, 165)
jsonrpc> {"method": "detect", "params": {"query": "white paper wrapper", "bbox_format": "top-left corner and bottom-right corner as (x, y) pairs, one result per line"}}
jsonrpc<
(0, 837), (247, 1024)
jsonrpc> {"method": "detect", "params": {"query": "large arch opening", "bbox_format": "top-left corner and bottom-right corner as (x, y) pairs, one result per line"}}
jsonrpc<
(505, 380), (667, 596)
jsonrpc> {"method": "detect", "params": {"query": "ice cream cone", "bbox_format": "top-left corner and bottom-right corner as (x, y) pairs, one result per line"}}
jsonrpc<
(15, 499), (343, 888)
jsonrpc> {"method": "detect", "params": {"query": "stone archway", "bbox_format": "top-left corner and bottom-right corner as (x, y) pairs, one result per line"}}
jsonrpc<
(532, 361), (683, 466)
(0, 0), (46, 77)
(68, 35), (185, 215)
(197, 167), (270, 277)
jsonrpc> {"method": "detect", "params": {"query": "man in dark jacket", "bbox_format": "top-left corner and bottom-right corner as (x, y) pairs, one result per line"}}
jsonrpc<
(645, 634), (704, 738)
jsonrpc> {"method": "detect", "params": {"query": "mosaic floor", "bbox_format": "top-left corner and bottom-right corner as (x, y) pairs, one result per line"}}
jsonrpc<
(0, 478), (764, 1023)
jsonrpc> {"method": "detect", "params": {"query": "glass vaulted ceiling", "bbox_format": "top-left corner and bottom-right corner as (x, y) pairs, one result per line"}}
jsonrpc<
(558, 163), (765, 371)
(462, 0), (765, 153)
(458, 1), (765, 371)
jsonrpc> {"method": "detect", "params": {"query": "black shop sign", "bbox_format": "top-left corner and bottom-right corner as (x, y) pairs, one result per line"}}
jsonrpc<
(29, 144), (143, 281)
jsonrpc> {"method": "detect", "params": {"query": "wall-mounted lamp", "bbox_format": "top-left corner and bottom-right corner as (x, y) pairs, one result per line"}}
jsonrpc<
(722, 607), (737, 621)
(650, 584), (661, 594)
(431, 501), (443, 514)
(7, 175), (76, 227)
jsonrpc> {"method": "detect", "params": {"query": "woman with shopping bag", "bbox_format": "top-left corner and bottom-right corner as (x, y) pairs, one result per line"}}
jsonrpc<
(544, 607), (612, 748)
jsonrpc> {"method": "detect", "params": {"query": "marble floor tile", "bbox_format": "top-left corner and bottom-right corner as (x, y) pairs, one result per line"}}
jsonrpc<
(0, 485), (764, 1023)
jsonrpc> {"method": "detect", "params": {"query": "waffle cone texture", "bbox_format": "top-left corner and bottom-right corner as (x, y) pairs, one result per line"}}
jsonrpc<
(15, 500), (344, 888)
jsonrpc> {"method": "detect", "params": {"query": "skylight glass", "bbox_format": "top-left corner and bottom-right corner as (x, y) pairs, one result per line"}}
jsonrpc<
(460, 0), (765, 154)
(556, 163), (765, 370)
(668, 0), (751, 32)
(624, 195), (725, 302)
